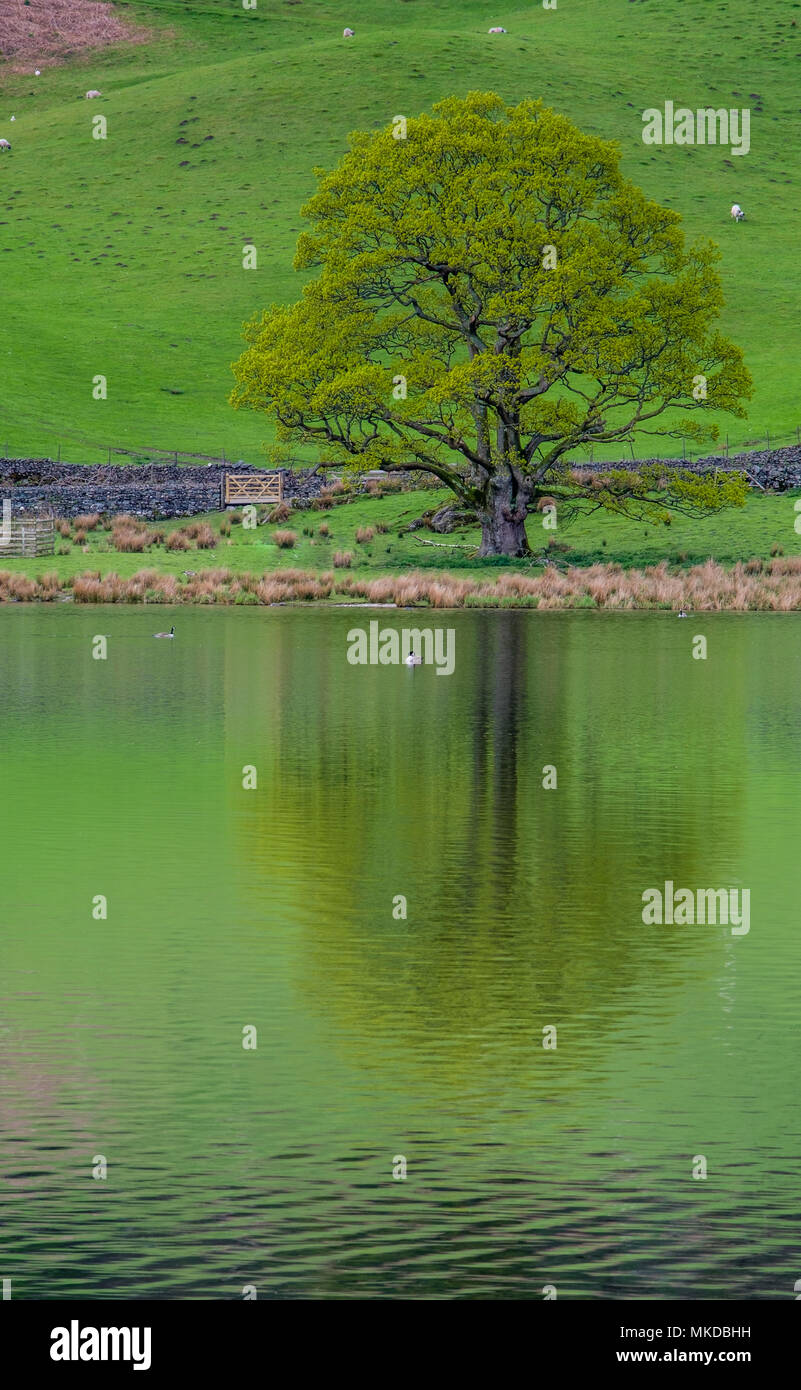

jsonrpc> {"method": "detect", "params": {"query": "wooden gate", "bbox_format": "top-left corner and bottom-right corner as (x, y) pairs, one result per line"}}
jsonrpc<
(223, 472), (283, 506)
(0, 513), (55, 557)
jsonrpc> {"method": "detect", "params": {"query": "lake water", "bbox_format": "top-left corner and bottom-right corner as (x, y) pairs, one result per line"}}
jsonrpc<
(1, 605), (799, 1300)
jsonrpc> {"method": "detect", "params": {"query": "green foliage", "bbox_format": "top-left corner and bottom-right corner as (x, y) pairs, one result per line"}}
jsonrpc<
(232, 92), (752, 544)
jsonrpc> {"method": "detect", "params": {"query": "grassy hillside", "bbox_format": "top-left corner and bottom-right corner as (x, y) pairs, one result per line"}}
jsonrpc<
(1, 0), (799, 464)
(2, 487), (801, 584)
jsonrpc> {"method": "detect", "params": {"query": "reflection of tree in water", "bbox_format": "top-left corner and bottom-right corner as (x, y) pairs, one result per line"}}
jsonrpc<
(233, 614), (749, 1086)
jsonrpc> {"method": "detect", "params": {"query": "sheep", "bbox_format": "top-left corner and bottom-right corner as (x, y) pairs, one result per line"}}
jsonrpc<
(343, 28), (354, 37)
(85, 90), (102, 100)
(731, 203), (745, 221)
(488, 27), (507, 33)
(0, 139), (11, 151)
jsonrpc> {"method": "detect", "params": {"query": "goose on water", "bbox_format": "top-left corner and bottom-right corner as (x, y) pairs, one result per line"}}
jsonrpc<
(154, 625), (175, 639)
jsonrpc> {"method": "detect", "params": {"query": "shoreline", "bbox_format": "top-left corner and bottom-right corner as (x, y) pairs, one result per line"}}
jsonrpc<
(3, 560), (801, 611)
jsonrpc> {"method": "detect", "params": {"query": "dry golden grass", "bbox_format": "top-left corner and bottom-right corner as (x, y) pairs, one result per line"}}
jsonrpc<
(165, 530), (191, 551)
(0, 0), (149, 70)
(266, 502), (293, 524)
(4, 560), (801, 609)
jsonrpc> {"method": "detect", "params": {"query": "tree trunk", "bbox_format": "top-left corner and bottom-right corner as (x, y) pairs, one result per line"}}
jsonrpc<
(477, 476), (532, 557)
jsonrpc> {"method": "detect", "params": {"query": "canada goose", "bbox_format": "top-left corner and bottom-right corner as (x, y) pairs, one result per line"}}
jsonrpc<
(677, 609), (688, 618)
(405, 651), (422, 666)
(154, 625), (175, 638)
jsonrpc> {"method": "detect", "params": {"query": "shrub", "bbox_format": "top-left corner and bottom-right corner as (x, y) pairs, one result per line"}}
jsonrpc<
(333, 550), (353, 568)
(219, 517), (232, 536)
(193, 523), (216, 549)
(74, 513), (100, 531)
(56, 519), (72, 537)
(318, 521), (330, 537)
(273, 529), (297, 549)
(111, 528), (148, 552)
(166, 530), (191, 551)
(267, 502), (292, 524)
(355, 526), (375, 544)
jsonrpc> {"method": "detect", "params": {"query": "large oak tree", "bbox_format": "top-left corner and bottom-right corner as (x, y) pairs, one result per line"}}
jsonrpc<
(231, 92), (751, 556)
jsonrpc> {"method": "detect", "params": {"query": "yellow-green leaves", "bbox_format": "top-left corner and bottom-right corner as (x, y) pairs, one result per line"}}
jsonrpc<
(230, 91), (752, 546)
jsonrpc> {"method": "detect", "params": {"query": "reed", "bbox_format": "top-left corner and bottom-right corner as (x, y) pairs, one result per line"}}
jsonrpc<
(7, 560), (801, 611)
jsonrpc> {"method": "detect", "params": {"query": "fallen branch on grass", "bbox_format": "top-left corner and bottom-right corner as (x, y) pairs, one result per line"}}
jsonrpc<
(412, 535), (478, 552)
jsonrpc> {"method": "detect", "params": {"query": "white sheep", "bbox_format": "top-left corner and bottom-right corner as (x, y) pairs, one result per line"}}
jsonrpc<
(489, 27), (507, 33)
(0, 139), (11, 151)
(343, 28), (354, 38)
(85, 90), (102, 100)
(731, 203), (745, 221)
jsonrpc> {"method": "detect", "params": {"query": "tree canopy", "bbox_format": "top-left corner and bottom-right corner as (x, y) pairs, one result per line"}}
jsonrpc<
(231, 92), (752, 555)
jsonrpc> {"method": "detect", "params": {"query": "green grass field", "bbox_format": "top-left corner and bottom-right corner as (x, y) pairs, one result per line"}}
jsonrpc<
(4, 487), (801, 585)
(1, 0), (800, 465)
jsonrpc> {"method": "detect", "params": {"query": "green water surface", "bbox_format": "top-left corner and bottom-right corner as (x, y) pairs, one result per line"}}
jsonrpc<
(0, 606), (799, 1299)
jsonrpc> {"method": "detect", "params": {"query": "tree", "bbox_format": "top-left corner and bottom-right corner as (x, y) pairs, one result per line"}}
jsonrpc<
(230, 92), (752, 557)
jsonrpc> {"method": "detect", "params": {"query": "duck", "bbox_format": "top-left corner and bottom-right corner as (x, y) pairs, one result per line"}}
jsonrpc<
(154, 625), (175, 639)
(677, 609), (688, 618)
(404, 651), (422, 666)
